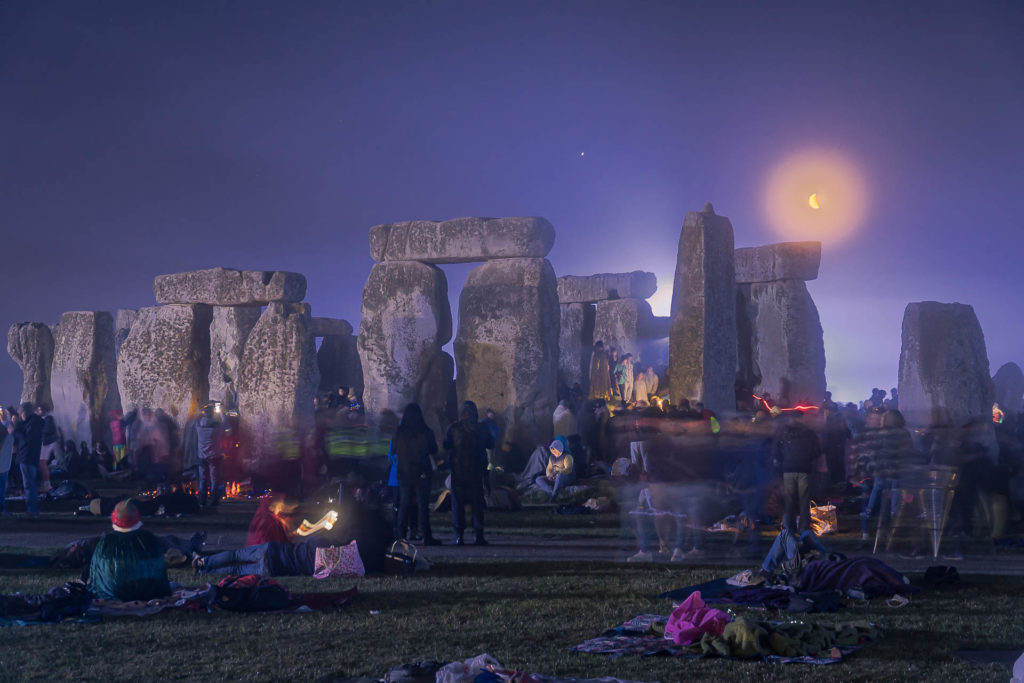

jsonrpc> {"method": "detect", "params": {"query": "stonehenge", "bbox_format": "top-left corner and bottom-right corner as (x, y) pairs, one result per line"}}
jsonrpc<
(7, 322), (54, 407)
(51, 311), (120, 445)
(208, 306), (261, 406)
(153, 267), (306, 306)
(369, 216), (555, 264)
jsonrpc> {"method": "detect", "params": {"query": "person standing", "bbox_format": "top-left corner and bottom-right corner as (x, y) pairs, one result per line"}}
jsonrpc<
(109, 409), (127, 469)
(588, 341), (613, 400)
(773, 411), (822, 533)
(391, 403), (440, 545)
(443, 401), (495, 545)
(36, 403), (58, 492)
(16, 403), (43, 517)
(195, 404), (225, 511)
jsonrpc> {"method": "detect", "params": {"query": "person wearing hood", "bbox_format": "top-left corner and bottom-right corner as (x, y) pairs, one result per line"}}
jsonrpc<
(588, 341), (613, 401)
(443, 401), (495, 545)
(87, 499), (171, 601)
(534, 436), (575, 501)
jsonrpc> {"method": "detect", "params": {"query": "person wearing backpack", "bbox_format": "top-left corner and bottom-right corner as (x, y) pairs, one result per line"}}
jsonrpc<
(443, 401), (495, 546)
(773, 411), (822, 533)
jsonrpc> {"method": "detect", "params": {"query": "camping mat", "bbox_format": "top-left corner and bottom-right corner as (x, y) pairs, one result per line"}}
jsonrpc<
(571, 613), (876, 665)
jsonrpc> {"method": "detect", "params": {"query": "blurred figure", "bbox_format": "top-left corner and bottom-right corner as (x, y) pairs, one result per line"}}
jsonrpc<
(195, 404), (225, 511)
(821, 402), (851, 485)
(36, 403), (57, 491)
(109, 409), (127, 469)
(773, 411), (821, 533)
(443, 401), (495, 545)
(0, 407), (12, 516)
(16, 403), (43, 516)
(390, 403), (440, 545)
(588, 341), (612, 401)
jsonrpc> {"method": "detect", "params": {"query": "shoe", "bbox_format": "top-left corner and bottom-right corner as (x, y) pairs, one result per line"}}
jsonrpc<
(861, 532), (870, 542)
(454, 536), (465, 546)
(473, 536), (488, 546)
(422, 537), (442, 546)
(626, 550), (653, 563)
(670, 548), (685, 562)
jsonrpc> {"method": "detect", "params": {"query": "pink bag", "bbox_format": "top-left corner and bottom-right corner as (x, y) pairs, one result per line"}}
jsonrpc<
(664, 591), (730, 645)
(313, 540), (365, 579)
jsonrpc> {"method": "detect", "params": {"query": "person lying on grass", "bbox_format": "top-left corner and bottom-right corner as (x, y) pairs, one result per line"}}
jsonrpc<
(88, 499), (171, 601)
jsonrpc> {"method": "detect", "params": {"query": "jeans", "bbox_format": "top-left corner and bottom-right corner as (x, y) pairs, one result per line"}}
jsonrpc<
(761, 528), (827, 574)
(451, 480), (485, 540)
(783, 472), (810, 532)
(859, 477), (898, 535)
(197, 457), (221, 507)
(19, 463), (39, 516)
(534, 472), (574, 498)
(201, 543), (275, 575)
(398, 475), (433, 541)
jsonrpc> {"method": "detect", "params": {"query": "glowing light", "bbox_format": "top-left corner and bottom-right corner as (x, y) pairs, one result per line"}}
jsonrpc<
(580, 152), (585, 157)
(764, 148), (867, 244)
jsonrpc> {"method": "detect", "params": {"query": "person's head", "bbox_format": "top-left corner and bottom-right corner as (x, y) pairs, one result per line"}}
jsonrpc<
(267, 493), (300, 517)
(111, 499), (142, 533)
(610, 348), (618, 360)
(548, 435), (569, 458)
(594, 340), (604, 350)
(81, 440), (90, 453)
(459, 400), (479, 423)
(36, 402), (49, 415)
(20, 402), (34, 419)
(95, 441), (109, 453)
(398, 403), (427, 432)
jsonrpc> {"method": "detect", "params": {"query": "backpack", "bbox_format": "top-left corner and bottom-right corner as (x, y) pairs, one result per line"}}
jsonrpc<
(214, 575), (290, 612)
(448, 422), (481, 480)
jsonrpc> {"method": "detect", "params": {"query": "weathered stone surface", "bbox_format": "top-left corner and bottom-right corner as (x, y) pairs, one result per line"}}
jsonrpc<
(358, 262), (451, 432)
(117, 305), (212, 422)
(51, 312), (120, 445)
(734, 241), (821, 283)
(208, 306), (261, 406)
(455, 258), (559, 452)
(898, 302), (994, 429)
(557, 271), (657, 304)
(153, 267), (306, 305)
(593, 298), (655, 365)
(992, 362), (1024, 415)
(418, 351), (455, 441)
(310, 317), (354, 337)
(736, 280), (826, 408)
(369, 216), (555, 264)
(238, 302), (319, 466)
(558, 303), (595, 392)
(669, 204), (738, 413)
(317, 334), (364, 396)
(7, 322), (54, 406)
(114, 309), (138, 359)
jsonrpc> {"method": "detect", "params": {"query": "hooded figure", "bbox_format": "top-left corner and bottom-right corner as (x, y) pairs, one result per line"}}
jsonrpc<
(534, 435), (575, 500)
(88, 499), (170, 601)
(443, 401), (495, 545)
(589, 342), (613, 401)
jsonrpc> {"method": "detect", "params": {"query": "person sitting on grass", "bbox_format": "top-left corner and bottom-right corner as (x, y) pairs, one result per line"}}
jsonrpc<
(246, 492), (304, 546)
(533, 435), (575, 501)
(87, 499), (171, 601)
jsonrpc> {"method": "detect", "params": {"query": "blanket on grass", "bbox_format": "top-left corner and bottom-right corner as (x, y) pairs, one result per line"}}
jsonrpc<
(571, 613), (880, 665)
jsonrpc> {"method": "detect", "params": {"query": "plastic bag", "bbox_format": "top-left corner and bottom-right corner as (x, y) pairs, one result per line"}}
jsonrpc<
(664, 591), (730, 645)
(809, 500), (837, 535)
(435, 653), (502, 683)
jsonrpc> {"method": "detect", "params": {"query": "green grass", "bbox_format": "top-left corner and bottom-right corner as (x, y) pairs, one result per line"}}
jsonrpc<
(0, 556), (1021, 682)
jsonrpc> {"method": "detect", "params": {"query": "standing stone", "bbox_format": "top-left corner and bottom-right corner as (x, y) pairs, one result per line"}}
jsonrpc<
(669, 204), (738, 413)
(153, 267), (307, 306)
(358, 262), (451, 434)
(318, 334), (365, 397)
(7, 323), (55, 407)
(208, 306), (261, 406)
(557, 272), (657, 303)
(51, 312), (120, 445)
(558, 303), (595, 393)
(455, 258), (559, 453)
(114, 309), (138, 359)
(992, 362), (1024, 416)
(310, 317), (354, 337)
(369, 216), (555, 264)
(736, 280), (826, 408)
(898, 302), (994, 429)
(593, 299), (655, 364)
(117, 305), (213, 423)
(238, 303), (320, 467)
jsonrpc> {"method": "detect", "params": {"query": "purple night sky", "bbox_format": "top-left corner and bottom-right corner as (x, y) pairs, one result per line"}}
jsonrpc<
(2, 1), (1022, 403)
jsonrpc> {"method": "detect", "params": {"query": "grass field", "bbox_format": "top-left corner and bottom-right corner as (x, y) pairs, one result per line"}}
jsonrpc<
(1, 509), (1022, 682)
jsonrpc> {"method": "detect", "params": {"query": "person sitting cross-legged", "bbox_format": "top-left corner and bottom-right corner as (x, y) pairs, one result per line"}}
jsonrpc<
(534, 436), (575, 501)
(87, 499), (171, 602)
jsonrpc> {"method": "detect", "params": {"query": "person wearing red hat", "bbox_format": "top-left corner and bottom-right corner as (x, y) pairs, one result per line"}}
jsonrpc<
(87, 499), (171, 601)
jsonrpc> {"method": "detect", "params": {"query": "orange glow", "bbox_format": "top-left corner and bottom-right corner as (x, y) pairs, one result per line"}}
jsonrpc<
(764, 148), (868, 244)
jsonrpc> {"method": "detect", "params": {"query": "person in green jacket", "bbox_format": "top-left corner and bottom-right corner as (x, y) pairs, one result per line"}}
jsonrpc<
(88, 499), (171, 602)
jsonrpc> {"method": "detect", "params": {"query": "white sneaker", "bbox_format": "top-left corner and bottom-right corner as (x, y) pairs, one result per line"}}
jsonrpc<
(626, 550), (653, 563)
(861, 532), (870, 542)
(670, 548), (685, 562)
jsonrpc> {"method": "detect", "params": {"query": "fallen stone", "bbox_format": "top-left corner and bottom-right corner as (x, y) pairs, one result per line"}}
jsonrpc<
(736, 280), (826, 408)
(369, 216), (555, 264)
(117, 305), (212, 423)
(993, 362), (1024, 415)
(310, 317), (354, 337)
(898, 302), (994, 429)
(669, 203), (738, 413)
(593, 298), (655, 365)
(51, 312), (120, 444)
(7, 322), (54, 407)
(208, 306), (261, 406)
(557, 271), (657, 303)
(317, 334), (364, 397)
(734, 241), (821, 283)
(358, 262), (451, 431)
(153, 267), (306, 305)
(238, 303), (320, 467)
(455, 258), (559, 453)
(558, 303), (595, 393)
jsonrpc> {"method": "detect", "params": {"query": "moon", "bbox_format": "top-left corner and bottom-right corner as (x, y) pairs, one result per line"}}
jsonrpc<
(808, 193), (820, 209)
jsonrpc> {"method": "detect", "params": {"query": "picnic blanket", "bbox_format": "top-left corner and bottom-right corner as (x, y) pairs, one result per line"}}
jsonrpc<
(571, 613), (880, 665)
